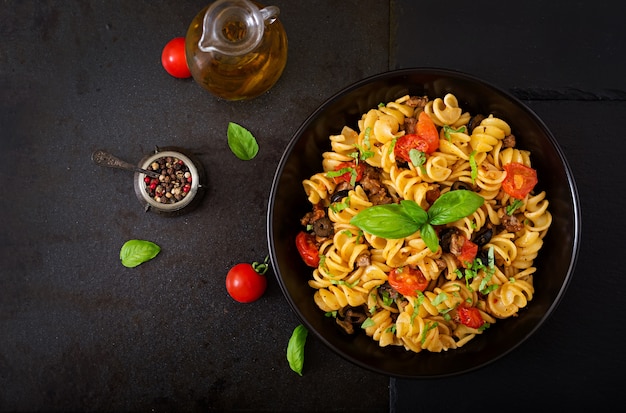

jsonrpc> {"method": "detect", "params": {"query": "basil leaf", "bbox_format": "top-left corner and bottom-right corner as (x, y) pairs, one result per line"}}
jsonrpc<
(506, 199), (524, 215)
(326, 167), (352, 178)
(428, 190), (484, 225)
(120, 240), (160, 268)
(420, 222), (439, 252)
(400, 200), (428, 225)
(432, 292), (448, 306)
(361, 317), (376, 329)
(409, 149), (426, 168)
(350, 203), (421, 239)
(287, 324), (308, 376)
(227, 122), (259, 160)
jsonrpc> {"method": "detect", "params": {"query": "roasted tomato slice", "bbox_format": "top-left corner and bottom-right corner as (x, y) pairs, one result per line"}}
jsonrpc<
(415, 111), (439, 154)
(394, 133), (429, 163)
(456, 304), (484, 329)
(394, 112), (440, 163)
(388, 266), (429, 297)
(458, 238), (478, 268)
(502, 162), (538, 199)
(295, 231), (320, 267)
(331, 161), (365, 184)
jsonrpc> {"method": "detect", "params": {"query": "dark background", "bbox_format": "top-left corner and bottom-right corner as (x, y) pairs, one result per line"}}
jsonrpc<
(1, 0), (623, 412)
(390, 1), (624, 411)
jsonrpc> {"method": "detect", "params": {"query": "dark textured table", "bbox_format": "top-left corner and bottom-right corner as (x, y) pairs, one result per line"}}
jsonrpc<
(390, 1), (625, 411)
(1, 0), (624, 412)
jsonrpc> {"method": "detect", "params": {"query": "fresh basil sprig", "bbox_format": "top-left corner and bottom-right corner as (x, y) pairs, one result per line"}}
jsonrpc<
(227, 122), (259, 160)
(350, 190), (484, 252)
(120, 240), (161, 268)
(287, 324), (308, 376)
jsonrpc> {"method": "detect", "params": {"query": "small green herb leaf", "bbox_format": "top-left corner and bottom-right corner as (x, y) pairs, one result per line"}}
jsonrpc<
(361, 317), (376, 329)
(287, 324), (308, 376)
(421, 321), (438, 345)
(350, 203), (421, 239)
(420, 222), (439, 252)
(469, 150), (478, 184)
(428, 190), (484, 225)
(443, 125), (467, 140)
(409, 149), (426, 169)
(227, 122), (259, 160)
(120, 240), (160, 268)
(506, 199), (524, 215)
(432, 292), (448, 306)
(327, 166), (358, 186)
(326, 167), (352, 179)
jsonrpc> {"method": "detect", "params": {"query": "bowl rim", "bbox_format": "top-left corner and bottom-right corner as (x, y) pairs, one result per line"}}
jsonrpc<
(267, 67), (582, 378)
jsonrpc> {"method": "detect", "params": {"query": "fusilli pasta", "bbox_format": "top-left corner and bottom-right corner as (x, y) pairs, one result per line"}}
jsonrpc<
(297, 93), (551, 353)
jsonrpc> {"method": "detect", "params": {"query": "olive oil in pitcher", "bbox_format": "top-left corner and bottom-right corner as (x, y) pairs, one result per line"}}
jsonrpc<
(185, 0), (288, 100)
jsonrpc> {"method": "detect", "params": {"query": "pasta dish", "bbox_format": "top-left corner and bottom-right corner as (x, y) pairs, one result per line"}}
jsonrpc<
(296, 93), (552, 353)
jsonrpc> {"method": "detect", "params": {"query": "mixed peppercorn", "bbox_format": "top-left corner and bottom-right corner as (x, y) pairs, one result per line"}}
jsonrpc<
(143, 156), (192, 204)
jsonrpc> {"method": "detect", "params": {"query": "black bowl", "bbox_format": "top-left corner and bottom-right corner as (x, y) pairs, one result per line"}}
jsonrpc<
(267, 68), (581, 378)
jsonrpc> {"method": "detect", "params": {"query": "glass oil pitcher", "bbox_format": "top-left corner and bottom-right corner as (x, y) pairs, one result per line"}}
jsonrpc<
(185, 0), (288, 100)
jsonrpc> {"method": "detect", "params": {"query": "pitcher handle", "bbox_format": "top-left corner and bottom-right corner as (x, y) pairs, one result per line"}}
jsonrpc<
(259, 5), (279, 24)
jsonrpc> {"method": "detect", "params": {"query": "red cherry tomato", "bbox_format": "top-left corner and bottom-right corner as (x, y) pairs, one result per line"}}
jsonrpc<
(456, 304), (484, 329)
(394, 133), (429, 163)
(161, 37), (191, 79)
(295, 231), (320, 267)
(332, 161), (365, 184)
(458, 238), (478, 268)
(415, 111), (440, 154)
(388, 266), (429, 297)
(502, 162), (538, 199)
(226, 260), (268, 303)
(394, 112), (440, 163)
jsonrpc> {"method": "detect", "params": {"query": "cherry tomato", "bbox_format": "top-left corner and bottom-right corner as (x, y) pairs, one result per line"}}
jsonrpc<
(394, 133), (430, 163)
(332, 161), (365, 184)
(161, 37), (191, 79)
(388, 266), (429, 297)
(458, 238), (478, 268)
(394, 112), (440, 163)
(295, 231), (320, 267)
(502, 162), (538, 199)
(226, 259), (268, 303)
(456, 304), (484, 329)
(415, 111), (440, 154)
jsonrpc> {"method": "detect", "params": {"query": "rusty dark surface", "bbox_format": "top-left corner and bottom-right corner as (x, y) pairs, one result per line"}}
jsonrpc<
(2, 0), (625, 411)
(1, 1), (390, 411)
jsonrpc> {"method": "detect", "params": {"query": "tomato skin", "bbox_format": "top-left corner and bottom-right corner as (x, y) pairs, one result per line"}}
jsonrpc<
(394, 133), (429, 163)
(502, 163), (538, 199)
(161, 37), (191, 79)
(458, 238), (478, 268)
(332, 161), (365, 184)
(457, 304), (484, 329)
(226, 263), (267, 303)
(295, 231), (320, 267)
(394, 112), (440, 163)
(388, 266), (429, 297)
(415, 111), (439, 154)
